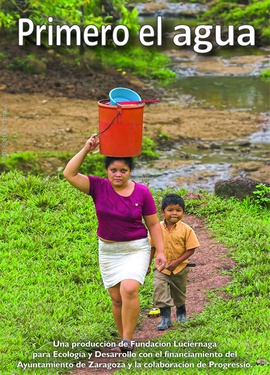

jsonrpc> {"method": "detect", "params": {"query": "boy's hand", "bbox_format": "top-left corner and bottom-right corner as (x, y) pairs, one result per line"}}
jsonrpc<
(166, 260), (178, 271)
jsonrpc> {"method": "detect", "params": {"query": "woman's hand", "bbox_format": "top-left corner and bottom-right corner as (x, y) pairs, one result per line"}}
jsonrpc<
(84, 134), (100, 152)
(155, 254), (167, 272)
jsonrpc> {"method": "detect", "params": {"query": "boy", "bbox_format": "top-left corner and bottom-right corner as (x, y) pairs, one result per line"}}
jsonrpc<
(149, 193), (200, 330)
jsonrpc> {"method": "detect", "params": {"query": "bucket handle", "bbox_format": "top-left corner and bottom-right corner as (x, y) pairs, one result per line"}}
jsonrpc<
(96, 109), (121, 137)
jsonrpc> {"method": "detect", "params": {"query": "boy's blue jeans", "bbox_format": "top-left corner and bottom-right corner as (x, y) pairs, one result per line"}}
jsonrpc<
(153, 266), (189, 308)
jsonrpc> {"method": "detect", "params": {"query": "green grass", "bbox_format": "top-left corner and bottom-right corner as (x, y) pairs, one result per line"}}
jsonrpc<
(260, 69), (270, 82)
(0, 136), (159, 176)
(0, 173), (269, 374)
(96, 45), (176, 81)
(0, 151), (106, 177)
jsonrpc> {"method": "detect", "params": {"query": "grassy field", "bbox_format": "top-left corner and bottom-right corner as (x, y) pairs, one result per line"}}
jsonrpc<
(0, 171), (269, 374)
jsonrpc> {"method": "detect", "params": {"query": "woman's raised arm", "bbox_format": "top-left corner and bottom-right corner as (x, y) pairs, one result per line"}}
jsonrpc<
(63, 135), (99, 194)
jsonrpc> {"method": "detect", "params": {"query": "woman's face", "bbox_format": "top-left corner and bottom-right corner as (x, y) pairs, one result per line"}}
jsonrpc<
(106, 160), (131, 188)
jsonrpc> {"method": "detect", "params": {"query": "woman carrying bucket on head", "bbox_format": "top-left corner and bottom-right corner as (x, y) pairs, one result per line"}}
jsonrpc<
(63, 133), (166, 353)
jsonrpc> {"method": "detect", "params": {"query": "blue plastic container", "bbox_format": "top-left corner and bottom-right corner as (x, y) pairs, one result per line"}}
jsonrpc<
(109, 87), (141, 105)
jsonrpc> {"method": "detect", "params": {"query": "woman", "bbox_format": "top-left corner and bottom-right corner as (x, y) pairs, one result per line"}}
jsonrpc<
(63, 135), (166, 352)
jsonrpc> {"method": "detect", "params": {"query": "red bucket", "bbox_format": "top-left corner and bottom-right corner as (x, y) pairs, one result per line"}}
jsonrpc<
(98, 100), (145, 157)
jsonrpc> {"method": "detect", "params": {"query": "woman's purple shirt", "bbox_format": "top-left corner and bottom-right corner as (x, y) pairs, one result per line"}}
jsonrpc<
(88, 176), (157, 241)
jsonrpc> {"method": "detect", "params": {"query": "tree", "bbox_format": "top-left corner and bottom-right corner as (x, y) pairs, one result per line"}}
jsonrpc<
(0, 0), (139, 46)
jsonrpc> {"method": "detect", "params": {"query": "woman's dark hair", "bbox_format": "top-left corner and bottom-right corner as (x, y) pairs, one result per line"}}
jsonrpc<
(104, 156), (135, 171)
(161, 193), (185, 211)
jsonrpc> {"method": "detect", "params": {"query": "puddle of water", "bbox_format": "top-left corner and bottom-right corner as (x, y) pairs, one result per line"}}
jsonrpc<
(249, 124), (270, 144)
(133, 131), (270, 192)
(133, 161), (232, 192)
(162, 76), (270, 113)
(137, 13), (269, 113)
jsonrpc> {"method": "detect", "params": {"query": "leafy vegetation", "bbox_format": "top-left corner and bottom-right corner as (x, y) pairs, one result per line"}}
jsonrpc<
(1, 0), (268, 83)
(0, 0), (175, 80)
(141, 137), (160, 159)
(260, 69), (270, 82)
(1, 0), (269, 82)
(0, 0), (139, 34)
(96, 46), (176, 81)
(253, 183), (270, 207)
(199, 0), (270, 45)
(1, 172), (269, 374)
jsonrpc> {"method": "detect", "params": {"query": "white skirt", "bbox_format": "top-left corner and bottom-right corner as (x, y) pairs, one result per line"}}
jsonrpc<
(98, 238), (150, 289)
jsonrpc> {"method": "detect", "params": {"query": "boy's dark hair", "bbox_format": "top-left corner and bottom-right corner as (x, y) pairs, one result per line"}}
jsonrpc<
(104, 157), (135, 171)
(161, 193), (185, 211)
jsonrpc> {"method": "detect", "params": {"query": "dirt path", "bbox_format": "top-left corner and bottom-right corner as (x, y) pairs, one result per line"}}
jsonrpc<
(66, 214), (235, 375)
(1, 92), (265, 155)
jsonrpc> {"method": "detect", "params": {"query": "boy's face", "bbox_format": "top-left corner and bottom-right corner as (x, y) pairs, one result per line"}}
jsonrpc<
(162, 204), (184, 225)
